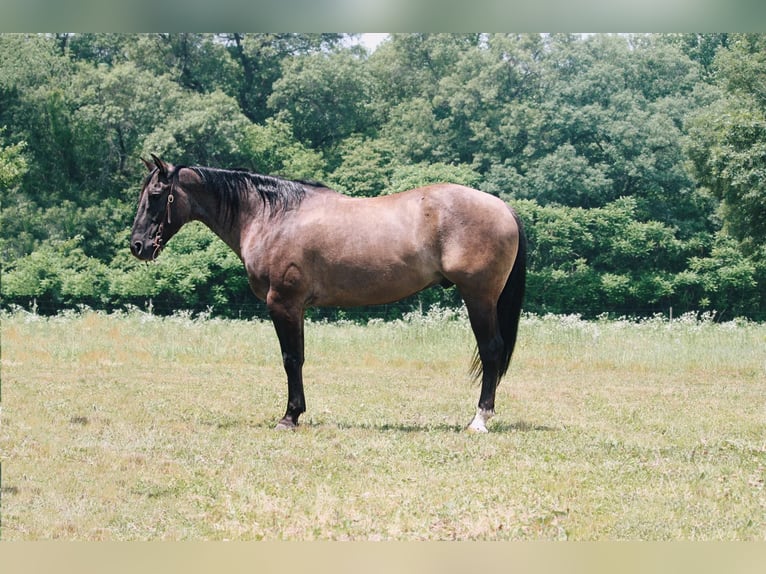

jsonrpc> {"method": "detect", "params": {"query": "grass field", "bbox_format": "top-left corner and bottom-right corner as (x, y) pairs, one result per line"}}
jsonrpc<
(1, 307), (764, 540)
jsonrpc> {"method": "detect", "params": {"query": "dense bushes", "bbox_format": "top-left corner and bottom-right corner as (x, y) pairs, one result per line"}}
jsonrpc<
(517, 199), (764, 319)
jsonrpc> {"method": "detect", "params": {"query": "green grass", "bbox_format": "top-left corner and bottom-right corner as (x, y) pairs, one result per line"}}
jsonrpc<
(1, 308), (765, 540)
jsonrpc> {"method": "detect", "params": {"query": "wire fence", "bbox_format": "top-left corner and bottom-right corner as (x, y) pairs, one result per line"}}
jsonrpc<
(6, 296), (763, 323)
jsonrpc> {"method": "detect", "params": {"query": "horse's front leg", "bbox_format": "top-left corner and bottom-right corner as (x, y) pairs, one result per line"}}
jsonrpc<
(267, 295), (306, 430)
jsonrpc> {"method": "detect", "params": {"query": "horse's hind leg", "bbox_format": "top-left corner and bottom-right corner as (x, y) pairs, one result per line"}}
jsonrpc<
(462, 295), (503, 433)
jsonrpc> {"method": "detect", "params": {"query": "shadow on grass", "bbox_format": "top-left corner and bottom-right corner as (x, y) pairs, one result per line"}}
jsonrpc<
(199, 416), (558, 434)
(317, 419), (558, 434)
(492, 420), (559, 433)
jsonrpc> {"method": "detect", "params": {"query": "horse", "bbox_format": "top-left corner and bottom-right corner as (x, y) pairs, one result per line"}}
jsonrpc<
(130, 155), (526, 433)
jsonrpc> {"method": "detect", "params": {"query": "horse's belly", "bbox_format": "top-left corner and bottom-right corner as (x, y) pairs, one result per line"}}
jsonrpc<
(310, 259), (440, 307)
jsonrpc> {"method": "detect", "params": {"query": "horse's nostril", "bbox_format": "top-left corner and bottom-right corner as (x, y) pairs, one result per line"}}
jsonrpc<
(132, 241), (143, 256)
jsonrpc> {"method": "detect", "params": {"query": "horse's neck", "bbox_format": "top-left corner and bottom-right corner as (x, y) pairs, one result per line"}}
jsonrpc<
(186, 185), (247, 259)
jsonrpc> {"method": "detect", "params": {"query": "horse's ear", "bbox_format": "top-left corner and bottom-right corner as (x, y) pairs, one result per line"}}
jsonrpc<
(141, 157), (154, 172)
(150, 154), (169, 176)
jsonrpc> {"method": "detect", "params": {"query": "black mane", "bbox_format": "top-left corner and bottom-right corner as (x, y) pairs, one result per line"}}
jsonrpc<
(184, 166), (317, 224)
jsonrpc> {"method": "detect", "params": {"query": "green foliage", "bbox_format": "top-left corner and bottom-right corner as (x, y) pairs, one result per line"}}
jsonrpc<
(387, 162), (481, 195)
(378, 98), (440, 164)
(222, 33), (346, 123)
(241, 117), (325, 179)
(0, 137), (28, 189)
(656, 33), (729, 75)
(268, 50), (374, 149)
(142, 90), (253, 167)
(0, 134), (32, 261)
(1, 33), (764, 320)
(1, 236), (111, 309)
(685, 34), (766, 254)
(687, 96), (766, 252)
(685, 236), (765, 318)
(328, 135), (395, 196)
(71, 62), (185, 187)
(521, 143), (612, 208)
(514, 198), (758, 319)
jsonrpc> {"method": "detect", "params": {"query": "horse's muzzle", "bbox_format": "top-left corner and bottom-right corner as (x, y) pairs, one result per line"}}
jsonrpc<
(131, 239), (152, 260)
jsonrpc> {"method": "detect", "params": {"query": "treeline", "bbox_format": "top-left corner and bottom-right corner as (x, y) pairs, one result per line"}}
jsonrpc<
(1, 33), (765, 320)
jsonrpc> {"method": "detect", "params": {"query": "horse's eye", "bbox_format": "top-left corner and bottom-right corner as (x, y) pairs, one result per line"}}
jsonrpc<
(148, 183), (167, 197)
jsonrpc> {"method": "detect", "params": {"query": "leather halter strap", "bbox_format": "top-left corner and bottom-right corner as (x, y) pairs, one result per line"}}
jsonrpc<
(151, 177), (176, 258)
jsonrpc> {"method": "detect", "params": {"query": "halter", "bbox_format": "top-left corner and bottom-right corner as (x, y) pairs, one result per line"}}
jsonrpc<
(151, 177), (176, 259)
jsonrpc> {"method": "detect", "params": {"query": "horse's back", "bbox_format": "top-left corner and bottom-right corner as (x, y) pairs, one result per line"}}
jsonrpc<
(398, 183), (516, 232)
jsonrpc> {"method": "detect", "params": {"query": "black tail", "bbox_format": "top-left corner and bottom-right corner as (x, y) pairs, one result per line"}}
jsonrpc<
(497, 208), (527, 381)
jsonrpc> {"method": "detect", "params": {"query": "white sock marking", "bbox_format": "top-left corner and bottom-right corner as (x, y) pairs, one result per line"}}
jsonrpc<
(467, 407), (494, 433)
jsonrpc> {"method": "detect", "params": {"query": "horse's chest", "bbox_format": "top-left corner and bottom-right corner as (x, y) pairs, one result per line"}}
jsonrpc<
(243, 256), (270, 300)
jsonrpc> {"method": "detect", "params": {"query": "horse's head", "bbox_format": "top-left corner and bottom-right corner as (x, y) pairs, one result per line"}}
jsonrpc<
(130, 154), (187, 260)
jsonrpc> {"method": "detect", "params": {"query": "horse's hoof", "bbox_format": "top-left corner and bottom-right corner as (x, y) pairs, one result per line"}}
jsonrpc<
(466, 408), (493, 433)
(275, 419), (297, 431)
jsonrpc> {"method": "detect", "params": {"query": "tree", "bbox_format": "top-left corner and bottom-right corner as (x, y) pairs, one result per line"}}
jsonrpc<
(0, 136), (27, 190)
(0, 34), (79, 206)
(0, 136), (31, 262)
(514, 198), (716, 317)
(141, 90), (253, 167)
(328, 134), (395, 196)
(224, 33), (345, 124)
(369, 34), (481, 107)
(63, 33), (248, 105)
(241, 117), (326, 179)
(387, 162), (481, 195)
(514, 35), (710, 233)
(656, 33), (729, 76)
(686, 34), (766, 252)
(1, 236), (112, 310)
(268, 48), (375, 150)
(433, 33), (545, 166)
(71, 62), (185, 188)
